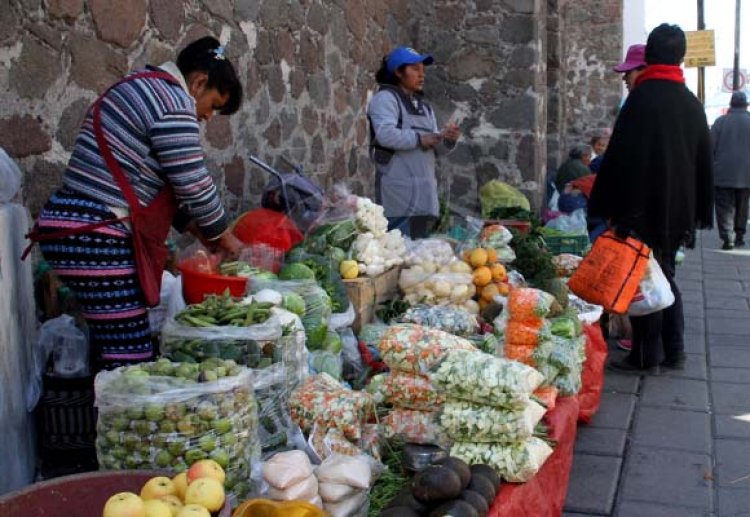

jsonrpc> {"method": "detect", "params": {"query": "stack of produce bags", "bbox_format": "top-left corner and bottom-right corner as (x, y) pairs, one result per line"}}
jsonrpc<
(400, 304), (498, 354)
(432, 349), (554, 482)
(375, 324), (476, 445)
(263, 450), (322, 508)
(547, 312), (587, 396)
(317, 454), (374, 517)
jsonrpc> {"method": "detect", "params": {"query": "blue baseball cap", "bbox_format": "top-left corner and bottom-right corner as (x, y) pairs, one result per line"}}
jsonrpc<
(386, 46), (434, 75)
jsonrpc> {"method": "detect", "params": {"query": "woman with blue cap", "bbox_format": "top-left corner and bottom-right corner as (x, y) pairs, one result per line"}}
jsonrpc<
(367, 46), (460, 238)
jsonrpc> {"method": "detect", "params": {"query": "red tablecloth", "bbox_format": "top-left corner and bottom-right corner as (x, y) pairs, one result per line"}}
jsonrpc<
(578, 323), (608, 423)
(489, 395), (580, 517)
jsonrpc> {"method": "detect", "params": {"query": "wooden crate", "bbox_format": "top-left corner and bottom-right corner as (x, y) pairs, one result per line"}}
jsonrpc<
(343, 266), (401, 332)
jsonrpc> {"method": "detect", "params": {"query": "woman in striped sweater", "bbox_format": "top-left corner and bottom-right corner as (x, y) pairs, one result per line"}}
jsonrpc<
(32, 37), (244, 371)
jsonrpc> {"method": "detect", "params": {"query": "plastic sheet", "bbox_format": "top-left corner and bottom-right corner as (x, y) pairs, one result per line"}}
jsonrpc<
(489, 396), (580, 516)
(578, 323), (608, 424)
(94, 360), (259, 503)
(0, 203), (36, 494)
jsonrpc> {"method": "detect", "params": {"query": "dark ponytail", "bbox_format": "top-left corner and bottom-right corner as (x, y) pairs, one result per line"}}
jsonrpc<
(375, 57), (400, 86)
(177, 36), (242, 115)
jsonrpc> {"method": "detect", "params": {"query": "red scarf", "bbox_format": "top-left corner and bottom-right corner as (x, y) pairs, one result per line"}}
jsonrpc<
(634, 64), (685, 88)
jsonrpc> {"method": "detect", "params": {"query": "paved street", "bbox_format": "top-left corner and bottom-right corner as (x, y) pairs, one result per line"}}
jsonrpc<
(565, 230), (750, 517)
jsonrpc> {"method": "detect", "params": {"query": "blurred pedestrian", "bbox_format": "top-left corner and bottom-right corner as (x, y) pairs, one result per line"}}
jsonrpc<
(589, 24), (713, 374)
(711, 91), (750, 250)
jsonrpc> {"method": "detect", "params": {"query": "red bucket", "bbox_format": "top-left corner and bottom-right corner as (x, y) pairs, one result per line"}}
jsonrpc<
(0, 470), (231, 517)
(178, 257), (248, 304)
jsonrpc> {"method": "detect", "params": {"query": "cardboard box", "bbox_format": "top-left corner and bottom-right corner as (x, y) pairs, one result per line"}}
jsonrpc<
(343, 266), (401, 331)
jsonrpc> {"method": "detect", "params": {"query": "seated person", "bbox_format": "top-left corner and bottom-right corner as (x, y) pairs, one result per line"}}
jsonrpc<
(555, 144), (593, 213)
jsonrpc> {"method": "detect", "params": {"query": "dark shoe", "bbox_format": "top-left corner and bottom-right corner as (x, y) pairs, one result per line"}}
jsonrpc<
(722, 241), (735, 250)
(736, 239), (746, 247)
(661, 353), (687, 370)
(608, 359), (661, 376)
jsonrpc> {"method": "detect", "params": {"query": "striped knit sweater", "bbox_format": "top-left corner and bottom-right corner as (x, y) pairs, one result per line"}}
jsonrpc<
(63, 64), (228, 239)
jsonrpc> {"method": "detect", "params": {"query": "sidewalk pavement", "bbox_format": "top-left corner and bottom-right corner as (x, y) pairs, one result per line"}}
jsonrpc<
(564, 230), (750, 517)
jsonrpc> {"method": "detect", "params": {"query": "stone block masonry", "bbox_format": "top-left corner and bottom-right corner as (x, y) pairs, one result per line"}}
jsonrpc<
(1, 0), (621, 220)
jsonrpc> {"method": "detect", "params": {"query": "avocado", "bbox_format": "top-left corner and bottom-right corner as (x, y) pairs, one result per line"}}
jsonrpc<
(469, 464), (502, 491)
(466, 474), (496, 506)
(428, 499), (479, 517)
(379, 506), (421, 517)
(434, 456), (472, 490)
(459, 490), (489, 517)
(385, 488), (428, 514)
(411, 465), (463, 503)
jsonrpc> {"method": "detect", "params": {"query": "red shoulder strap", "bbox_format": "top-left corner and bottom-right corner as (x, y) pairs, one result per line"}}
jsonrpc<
(92, 70), (182, 216)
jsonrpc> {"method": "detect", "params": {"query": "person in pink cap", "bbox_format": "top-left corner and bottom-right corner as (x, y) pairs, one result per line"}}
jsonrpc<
(614, 44), (647, 92)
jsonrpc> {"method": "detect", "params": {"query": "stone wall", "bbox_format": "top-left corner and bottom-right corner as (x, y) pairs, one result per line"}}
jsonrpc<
(1, 0), (621, 219)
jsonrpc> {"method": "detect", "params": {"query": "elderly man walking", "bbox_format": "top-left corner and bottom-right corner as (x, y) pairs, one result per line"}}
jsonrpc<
(712, 91), (750, 250)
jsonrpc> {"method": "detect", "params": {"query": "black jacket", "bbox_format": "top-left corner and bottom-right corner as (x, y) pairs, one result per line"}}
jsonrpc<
(588, 79), (713, 250)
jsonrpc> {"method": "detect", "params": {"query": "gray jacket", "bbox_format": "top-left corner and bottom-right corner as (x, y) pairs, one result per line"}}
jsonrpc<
(367, 86), (452, 218)
(711, 108), (750, 188)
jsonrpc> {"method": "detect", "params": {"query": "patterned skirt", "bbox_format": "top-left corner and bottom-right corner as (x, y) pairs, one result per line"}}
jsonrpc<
(37, 188), (154, 370)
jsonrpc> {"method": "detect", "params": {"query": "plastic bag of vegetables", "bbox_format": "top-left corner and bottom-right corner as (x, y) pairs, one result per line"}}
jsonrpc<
(450, 437), (554, 482)
(251, 279), (332, 350)
(309, 350), (343, 380)
(352, 230), (406, 276)
(505, 318), (552, 348)
(280, 254), (350, 314)
(404, 238), (457, 266)
(399, 265), (475, 310)
(439, 400), (547, 443)
(378, 324), (476, 375)
(381, 409), (446, 445)
(400, 305), (479, 337)
(431, 349), (544, 408)
(508, 288), (556, 320)
(367, 372), (444, 410)
(288, 373), (374, 441)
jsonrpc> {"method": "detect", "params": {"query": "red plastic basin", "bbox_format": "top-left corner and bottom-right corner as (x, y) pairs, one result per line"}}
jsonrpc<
(0, 470), (231, 517)
(178, 257), (248, 304)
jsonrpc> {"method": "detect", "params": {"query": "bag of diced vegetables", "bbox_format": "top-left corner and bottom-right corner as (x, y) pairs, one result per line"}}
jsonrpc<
(505, 318), (552, 348)
(439, 400), (547, 443)
(508, 288), (556, 320)
(404, 238), (457, 266)
(288, 373), (374, 441)
(431, 349), (544, 409)
(378, 324), (476, 375)
(381, 409), (446, 446)
(400, 305), (479, 337)
(367, 371), (444, 410)
(451, 437), (554, 482)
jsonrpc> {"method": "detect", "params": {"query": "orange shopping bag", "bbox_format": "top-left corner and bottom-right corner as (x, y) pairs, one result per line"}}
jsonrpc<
(568, 230), (650, 314)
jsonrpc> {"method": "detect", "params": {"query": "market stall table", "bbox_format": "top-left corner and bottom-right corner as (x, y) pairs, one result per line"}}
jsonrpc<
(489, 395), (580, 517)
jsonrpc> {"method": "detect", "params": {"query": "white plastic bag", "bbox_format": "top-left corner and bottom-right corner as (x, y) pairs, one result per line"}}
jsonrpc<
(628, 252), (675, 316)
(0, 147), (21, 203)
(316, 454), (372, 489)
(266, 474), (318, 501)
(263, 450), (314, 489)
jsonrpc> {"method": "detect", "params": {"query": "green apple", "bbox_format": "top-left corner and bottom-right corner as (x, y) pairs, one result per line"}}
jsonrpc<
(152, 434), (168, 449)
(144, 404), (164, 422)
(165, 403), (187, 421)
(176, 416), (198, 435)
(122, 432), (139, 451)
(110, 416), (130, 431)
(208, 448), (229, 469)
(220, 432), (237, 447)
(155, 450), (173, 468)
(125, 456), (141, 469)
(185, 449), (207, 463)
(197, 402), (217, 421)
(133, 420), (153, 435)
(167, 438), (187, 456)
(198, 435), (216, 453)
(159, 420), (176, 434)
(111, 446), (128, 460)
(211, 418), (232, 434)
(199, 370), (218, 383)
(126, 407), (144, 420)
(215, 366), (227, 378)
(105, 430), (121, 445)
(172, 459), (188, 473)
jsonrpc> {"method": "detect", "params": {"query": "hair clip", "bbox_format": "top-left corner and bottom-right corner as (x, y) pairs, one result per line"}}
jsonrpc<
(212, 46), (226, 60)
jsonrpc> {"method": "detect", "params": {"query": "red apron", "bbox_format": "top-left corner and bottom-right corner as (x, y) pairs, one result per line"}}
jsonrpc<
(25, 71), (181, 307)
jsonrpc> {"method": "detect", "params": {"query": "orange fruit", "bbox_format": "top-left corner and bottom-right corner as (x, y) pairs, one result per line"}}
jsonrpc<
(469, 248), (489, 268)
(490, 263), (507, 282)
(463, 249), (472, 263)
(497, 282), (510, 296)
(472, 266), (492, 287)
(486, 248), (498, 264)
(481, 283), (500, 302)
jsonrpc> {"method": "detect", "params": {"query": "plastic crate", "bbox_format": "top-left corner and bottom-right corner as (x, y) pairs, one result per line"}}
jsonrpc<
(543, 234), (590, 256)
